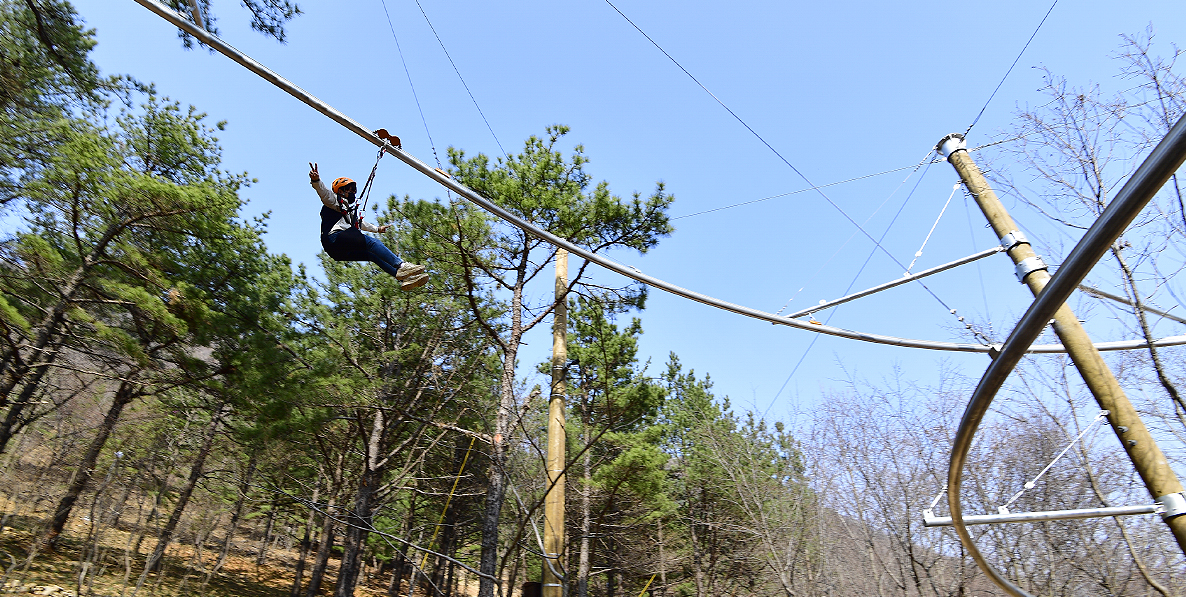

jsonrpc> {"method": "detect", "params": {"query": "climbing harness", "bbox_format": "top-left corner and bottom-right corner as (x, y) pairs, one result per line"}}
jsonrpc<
(336, 130), (401, 230)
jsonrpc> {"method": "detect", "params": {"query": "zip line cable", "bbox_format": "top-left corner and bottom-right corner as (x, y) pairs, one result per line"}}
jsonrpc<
(677, 141), (1007, 222)
(763, 195), (908, 417)
(377, 0), (462, 236)
(765, 167), (993, 414)
(823, 158), (988, 342)
(775, 148), (936, 315)
(602, 0), (998, 329)
(601, 0), (907, 269)
(674, 163), (923, 220)
(766, 158), (942, 416)
(964, 0), (1059, 136)
(133, 0), (1186, 356)
(411, 0), (508, 158)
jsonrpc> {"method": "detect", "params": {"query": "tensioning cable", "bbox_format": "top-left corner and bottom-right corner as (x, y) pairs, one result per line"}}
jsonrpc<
(964, 0), (1059, 136)
(133, 0), (1186, 356)
(378, 0), (442, 168)
(600, 0), (906, 269)
(411, 0), (507, 158)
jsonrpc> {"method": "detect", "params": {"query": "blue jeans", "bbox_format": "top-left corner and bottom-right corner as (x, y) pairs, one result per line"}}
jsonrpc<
(324, 231), (403, 279)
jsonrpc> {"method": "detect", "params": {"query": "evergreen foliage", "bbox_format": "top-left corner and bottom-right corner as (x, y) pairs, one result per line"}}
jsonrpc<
(1, 4), (1184, 596)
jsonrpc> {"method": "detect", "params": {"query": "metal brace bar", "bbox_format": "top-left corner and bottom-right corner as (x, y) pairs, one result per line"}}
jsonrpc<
(785, 247), (1004, 319)
(923, 504), (1158, 527)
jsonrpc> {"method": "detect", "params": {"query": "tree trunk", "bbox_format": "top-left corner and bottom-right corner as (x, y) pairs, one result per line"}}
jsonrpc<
(39, 381), (137, 548)
(606, 533), (616, 597)
(291, 486), (320, 597)
(577, 408), (592, 597)
(388, 492), (415, 597)
(0, 348), (59, 455)
(0, 214), (140, 405)
(689, 504), (705, 597)
(433, 475), (458, 597)
(334, 469), (379, 597)
(478, 335), (520, 597)
(387, 557), (402, 597)
(335, 409), (387, 597)
(257, 494), (280, 567)
(138, 405), (224, 582)
(307, 505), (336, 597)
(212, 450), (259, 577)
(657, 522), (667, 597)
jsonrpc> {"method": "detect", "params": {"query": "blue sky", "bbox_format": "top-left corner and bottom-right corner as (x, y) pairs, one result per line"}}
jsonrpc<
(72, 0), (1186, 422)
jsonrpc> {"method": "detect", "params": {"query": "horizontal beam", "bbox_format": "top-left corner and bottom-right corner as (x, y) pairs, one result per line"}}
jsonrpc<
(786, 247), (1003, 319)
(923, 504), (1158, 527)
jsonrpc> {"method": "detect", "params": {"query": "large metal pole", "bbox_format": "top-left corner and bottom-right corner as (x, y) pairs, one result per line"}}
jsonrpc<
(542, 249), (568, 597)
(937, 133), (1186, 554)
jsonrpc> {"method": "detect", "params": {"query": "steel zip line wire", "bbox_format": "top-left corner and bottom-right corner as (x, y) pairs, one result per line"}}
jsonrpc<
(964, 0), (1059, 135)
(411, 0), (507, 158)
(678, 141), (1002, 222)
(599, 1), (985, 336)
(132, 0), (1186, 357)
(378, 0), (441, 167)
(675, 162), (934, 220)
(600, 0), (906, 269)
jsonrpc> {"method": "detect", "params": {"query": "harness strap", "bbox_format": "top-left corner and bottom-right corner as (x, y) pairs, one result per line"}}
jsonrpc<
(334, 147), (386, 229)
(356, 147), (386, 227)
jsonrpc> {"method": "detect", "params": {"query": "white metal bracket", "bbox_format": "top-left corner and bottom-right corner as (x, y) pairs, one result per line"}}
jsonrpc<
(1015, 256), (1048, 283)
(1000, 229), (1029, 251)
(1156, 492), (1186, 519)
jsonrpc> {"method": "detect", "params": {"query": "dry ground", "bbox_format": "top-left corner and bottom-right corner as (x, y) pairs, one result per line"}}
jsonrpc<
(0, 510), (479, 597)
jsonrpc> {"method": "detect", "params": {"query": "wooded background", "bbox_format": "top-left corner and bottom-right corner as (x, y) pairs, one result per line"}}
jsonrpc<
(2, 2), (1186, 596)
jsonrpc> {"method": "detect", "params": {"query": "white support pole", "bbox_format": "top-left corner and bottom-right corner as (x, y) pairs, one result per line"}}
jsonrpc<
(785, 247), (1002, 319)
(923, 504), (1158, 527)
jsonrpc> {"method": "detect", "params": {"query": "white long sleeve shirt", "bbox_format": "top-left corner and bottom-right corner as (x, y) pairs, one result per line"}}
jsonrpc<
(313, 179), (380, 234)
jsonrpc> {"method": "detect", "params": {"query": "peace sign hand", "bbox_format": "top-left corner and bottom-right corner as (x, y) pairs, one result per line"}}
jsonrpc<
(308, 162), (320, 182)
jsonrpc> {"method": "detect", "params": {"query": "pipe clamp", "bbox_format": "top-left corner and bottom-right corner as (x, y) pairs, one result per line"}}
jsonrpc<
(1015, 256), (1048, 283)
(1156, 492), (1186, 519)
(1000, 230), (1030, 251)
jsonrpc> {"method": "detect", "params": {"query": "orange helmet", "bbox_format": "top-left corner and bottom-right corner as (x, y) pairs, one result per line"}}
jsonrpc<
(331, 177), (356, 195)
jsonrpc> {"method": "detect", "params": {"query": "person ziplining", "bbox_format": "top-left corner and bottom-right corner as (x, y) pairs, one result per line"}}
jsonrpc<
(309, 146), (428, 290)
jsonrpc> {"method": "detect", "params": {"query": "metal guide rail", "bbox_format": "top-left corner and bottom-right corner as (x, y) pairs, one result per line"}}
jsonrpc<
(134, 0), (1186, 357)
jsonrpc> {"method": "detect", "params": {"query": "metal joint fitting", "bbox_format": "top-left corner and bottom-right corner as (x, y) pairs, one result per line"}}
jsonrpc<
(935, 133), (967, 160)
(1156, 492), (1186, 519)
(1000, 230), (1030, 251)
(1015, 256), (1048, 283)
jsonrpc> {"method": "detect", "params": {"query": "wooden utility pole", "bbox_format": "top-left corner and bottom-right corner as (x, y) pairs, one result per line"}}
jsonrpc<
(543, 249), (568, 597)
(937, 133), (1186, 551)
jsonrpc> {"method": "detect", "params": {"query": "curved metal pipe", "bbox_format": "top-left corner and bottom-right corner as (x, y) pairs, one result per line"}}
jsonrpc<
(130, 0), (1186, 358)
(947, 112), (1186, 596)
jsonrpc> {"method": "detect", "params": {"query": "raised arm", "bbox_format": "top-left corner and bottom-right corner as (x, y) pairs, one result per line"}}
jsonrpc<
(309, 162), (337, 209)
(308, 161), (387, 234)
